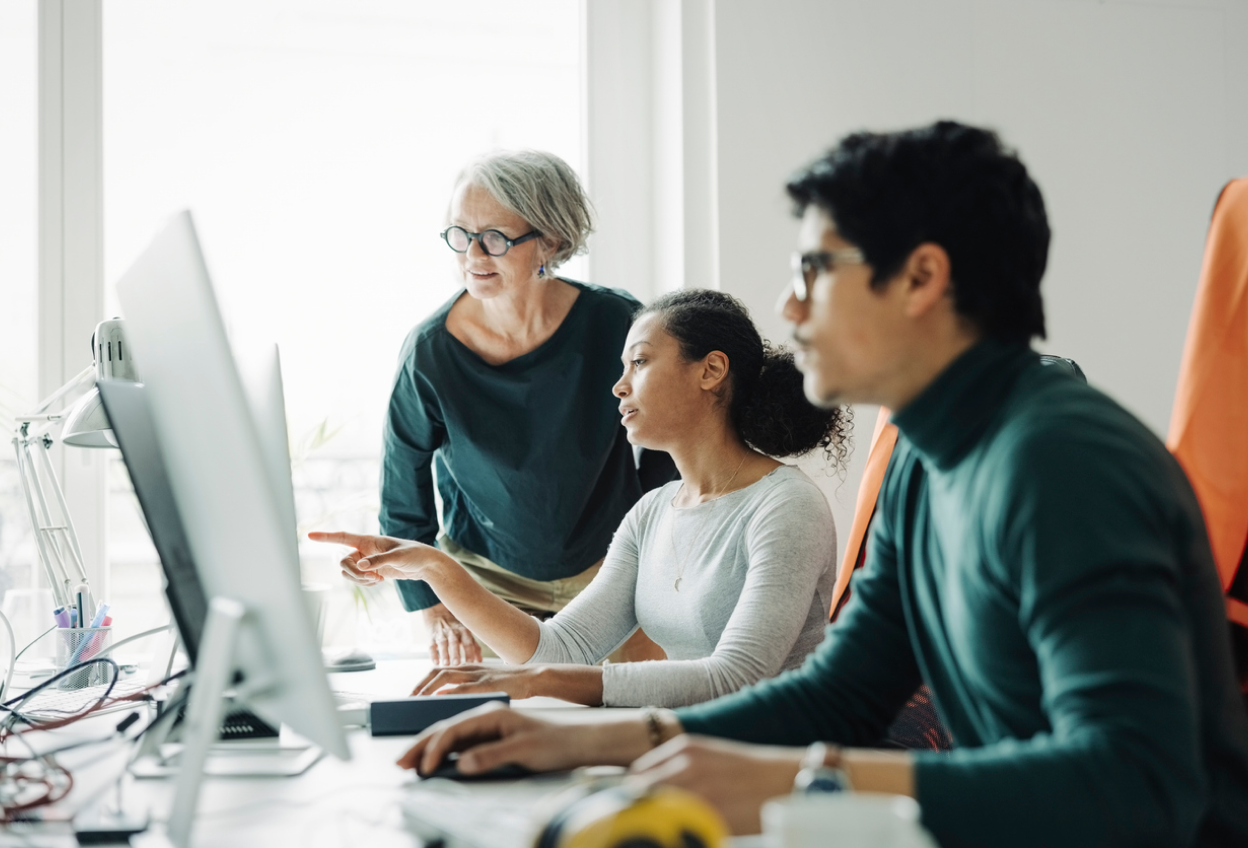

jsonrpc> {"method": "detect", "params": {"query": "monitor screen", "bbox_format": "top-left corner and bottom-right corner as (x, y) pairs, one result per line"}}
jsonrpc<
(97, 379), (208, 662)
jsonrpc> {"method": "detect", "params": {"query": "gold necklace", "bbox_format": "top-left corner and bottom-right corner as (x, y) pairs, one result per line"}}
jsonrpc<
(668, 453), (750, 592)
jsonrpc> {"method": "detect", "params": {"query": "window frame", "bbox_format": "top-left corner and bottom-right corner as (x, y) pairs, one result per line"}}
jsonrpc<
(37, 0), (108, 598)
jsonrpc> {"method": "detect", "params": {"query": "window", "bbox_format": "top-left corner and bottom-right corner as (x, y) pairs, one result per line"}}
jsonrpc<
(103, 0), (584, 653)
(0, 2), (41, 648)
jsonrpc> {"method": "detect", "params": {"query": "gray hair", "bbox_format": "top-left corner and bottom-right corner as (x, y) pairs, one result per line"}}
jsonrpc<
(456, 150), (595, 270)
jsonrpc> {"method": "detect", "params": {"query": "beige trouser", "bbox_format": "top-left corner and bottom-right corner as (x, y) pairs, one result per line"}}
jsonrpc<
(437, 534), (664, 663)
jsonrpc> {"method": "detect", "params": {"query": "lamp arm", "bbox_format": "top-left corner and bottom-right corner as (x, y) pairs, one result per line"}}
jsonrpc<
(9, 354), (118, 618)
(12, 438), (72, 610)
(10, 432), (88, 611)
(28, 365), (95, 417)
(29, 440), (90, 587)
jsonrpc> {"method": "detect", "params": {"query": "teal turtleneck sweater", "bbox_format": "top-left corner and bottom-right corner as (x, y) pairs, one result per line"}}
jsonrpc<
(676, 340), (1248, 848)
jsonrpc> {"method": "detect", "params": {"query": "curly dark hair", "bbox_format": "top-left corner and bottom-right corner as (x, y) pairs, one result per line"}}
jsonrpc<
(786, 120), (1049, 345)
(637, 289), (851, 467)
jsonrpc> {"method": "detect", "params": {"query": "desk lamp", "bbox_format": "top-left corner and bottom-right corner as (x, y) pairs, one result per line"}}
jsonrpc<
(11, 318), (136, 613)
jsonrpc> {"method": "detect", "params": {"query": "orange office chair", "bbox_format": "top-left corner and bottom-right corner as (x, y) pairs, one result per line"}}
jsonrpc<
(1168, 178), (1248, 692)
(835, 357), (1087, 750)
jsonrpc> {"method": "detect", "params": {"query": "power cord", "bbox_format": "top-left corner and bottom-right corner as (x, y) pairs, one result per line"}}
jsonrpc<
(0, 670), (189, 821)
(89, 624), (172, 661)
(0, 711), (147, 822)
(12, 625), (57, 667)
(0, 662), (189, 824)
(0, 658), (122, 734)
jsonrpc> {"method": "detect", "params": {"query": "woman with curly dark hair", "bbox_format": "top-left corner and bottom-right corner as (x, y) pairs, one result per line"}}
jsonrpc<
(314, 290), (850, 707)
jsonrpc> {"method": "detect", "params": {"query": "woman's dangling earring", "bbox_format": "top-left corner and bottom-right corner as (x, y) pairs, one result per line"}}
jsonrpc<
(537, 264), (546, 278)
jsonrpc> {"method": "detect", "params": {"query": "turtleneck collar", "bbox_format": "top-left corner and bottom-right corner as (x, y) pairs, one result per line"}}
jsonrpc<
(890, 340), (1037, 471)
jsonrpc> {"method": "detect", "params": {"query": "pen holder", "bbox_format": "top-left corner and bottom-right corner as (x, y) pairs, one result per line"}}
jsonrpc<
(54, 627), (113, 690)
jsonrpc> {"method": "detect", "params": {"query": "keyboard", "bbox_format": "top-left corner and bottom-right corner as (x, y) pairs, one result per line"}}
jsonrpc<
(8, 681), (149, 722)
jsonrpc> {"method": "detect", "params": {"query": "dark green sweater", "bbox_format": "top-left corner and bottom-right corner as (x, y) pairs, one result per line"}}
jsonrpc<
(676, 341), (1248, 848)
(380, 282), (643, 611)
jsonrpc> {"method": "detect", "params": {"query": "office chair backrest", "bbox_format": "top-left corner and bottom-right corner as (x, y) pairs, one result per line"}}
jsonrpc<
(1167, 177), (1248, 690)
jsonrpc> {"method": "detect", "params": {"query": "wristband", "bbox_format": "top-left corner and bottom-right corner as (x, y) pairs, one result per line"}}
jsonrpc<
(794, 742), (852, 794)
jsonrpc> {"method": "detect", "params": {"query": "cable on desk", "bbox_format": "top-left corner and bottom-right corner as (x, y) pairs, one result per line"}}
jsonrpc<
(0, 704), (75, 822)
(0, 623), (57, 707)
(11, 713), (143, 763)
(0, 658), (121, 736)
(0, 674), (190, 822)
(89, 624), (173, 661)
(11, 625), (57, 668)
(0, 618), (63, 705)
(7, 667), (191, 779)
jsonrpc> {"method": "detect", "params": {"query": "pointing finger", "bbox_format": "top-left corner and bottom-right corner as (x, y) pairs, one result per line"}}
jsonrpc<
(308, 530), (367, 547)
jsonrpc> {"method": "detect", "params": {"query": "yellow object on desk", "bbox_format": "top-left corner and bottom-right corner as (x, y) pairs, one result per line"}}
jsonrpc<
(536, 783), (728, 848)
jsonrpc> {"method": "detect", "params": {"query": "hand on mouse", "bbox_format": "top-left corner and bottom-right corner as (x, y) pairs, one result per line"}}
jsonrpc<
(397, 702), (654, 777)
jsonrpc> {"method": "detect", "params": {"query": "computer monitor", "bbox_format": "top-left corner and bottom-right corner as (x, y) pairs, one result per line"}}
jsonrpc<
(99, 350), (304, 664)
(114, 211), (349, 845)
(236, 343), (301, 562)
(96, 380), (208, 662)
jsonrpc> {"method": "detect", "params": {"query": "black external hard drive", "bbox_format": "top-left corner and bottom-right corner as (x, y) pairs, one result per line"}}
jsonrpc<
(368, 692), (510, 737)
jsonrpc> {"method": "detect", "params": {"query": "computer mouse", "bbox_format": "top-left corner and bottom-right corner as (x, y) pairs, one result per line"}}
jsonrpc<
(422, 751), (535, 781)
(324, 650), (376, 672)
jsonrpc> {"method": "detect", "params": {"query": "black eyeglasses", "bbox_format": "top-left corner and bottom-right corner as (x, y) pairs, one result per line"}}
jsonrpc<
(790, 248), (866, 302)
(440, 226), (542, 257)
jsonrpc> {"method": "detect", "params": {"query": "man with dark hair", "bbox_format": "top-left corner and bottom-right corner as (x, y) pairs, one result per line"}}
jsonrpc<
(396, 121), (1248, 847)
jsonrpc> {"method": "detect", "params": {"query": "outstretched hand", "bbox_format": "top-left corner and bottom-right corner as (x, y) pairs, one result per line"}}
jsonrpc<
(308, 530), (444, 586)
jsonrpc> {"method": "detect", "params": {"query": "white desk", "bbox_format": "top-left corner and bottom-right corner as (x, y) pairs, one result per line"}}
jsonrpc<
(1, 659), (591, 848)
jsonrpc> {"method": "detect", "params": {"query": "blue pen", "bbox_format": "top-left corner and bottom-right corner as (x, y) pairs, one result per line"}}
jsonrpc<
(87, 603), (109, 629)
(70, 609), (78, 628)
(68, 603), (111, 667)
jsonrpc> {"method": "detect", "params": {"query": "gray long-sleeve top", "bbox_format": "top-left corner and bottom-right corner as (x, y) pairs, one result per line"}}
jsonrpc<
(525, 465), (837, 707)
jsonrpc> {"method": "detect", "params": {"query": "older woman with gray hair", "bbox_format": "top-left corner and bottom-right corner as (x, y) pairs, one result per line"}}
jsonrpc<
(368, 150), (667, 665)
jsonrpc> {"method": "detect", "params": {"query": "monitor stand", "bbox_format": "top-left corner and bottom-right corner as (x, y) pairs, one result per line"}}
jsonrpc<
(130, 737), (323, 779)
(130, 597), (320, 848)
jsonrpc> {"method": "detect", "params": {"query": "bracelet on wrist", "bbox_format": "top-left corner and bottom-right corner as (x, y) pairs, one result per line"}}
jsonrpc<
(794, 741), (852, 795)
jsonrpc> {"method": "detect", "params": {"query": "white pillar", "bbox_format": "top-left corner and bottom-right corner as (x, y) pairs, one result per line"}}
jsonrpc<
(583, 0), (720, 300)
(38, 0), (107, 598)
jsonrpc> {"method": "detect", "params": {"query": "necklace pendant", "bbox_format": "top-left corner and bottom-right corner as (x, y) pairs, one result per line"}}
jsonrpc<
(674, 577), (682, 592)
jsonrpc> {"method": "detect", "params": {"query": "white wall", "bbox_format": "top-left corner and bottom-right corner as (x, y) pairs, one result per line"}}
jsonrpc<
(706, 0), (1248, 564)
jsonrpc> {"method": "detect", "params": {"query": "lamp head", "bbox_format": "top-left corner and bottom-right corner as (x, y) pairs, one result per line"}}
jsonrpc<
(92, 318), (138, 382)
(62, 319), (137, 448)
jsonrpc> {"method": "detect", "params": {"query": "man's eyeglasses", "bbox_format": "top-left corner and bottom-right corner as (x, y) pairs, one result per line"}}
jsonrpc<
(441, 225), (542, 257)
(790, 248), (866, 302)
